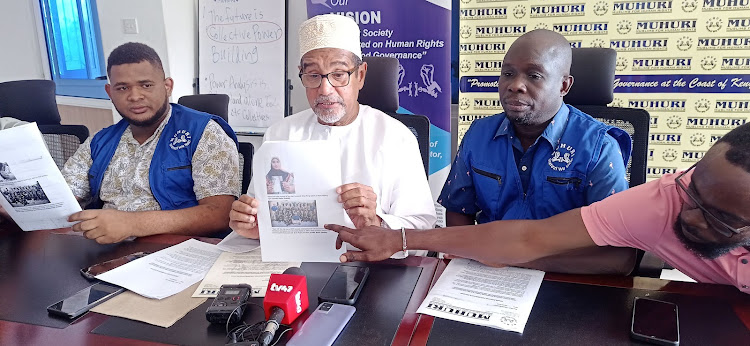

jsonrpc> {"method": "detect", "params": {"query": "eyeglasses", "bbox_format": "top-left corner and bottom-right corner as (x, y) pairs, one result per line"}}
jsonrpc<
(675, 163), (750, 237)
(299, 68), (357, 88)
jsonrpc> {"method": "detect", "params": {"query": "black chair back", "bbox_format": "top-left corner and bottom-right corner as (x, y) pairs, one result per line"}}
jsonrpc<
(565, 48), (650, 187)
(389, 114), (430, 177)
(0, 80), (62, 125)
(238, 142), (254, 195)
(38, 124), (89, 169)
(177, 94), (230, 122)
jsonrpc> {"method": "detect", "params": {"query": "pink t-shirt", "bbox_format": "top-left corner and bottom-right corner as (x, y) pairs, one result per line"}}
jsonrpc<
(582, 171), (750, 293)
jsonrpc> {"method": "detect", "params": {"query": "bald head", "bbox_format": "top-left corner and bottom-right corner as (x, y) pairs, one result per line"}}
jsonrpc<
(498, 29), (574, 126)
(508, 29), (572, 75)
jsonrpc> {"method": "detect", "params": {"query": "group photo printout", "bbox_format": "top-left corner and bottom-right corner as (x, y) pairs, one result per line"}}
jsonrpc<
(0, 123), (81, 231)
(253, 140), (346, 262)
(417, 259), (545, 334)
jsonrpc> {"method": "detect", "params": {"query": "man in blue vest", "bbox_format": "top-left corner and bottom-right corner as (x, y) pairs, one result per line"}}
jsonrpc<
(60, 42), (240, 244)
(438, 29), (637, 274)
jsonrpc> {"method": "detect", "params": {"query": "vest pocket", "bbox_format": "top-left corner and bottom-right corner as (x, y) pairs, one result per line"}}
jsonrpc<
(167, 165), (192, 171)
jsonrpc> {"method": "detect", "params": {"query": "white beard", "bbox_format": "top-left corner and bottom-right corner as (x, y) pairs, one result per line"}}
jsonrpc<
(313, 95), (346, 124)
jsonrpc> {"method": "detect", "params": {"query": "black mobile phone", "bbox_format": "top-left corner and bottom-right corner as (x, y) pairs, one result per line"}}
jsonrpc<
(631, 297), (680, 346)
(47, 282), (125, 319)
(80, 251), (150, 280)
(318, 264), (369, 305)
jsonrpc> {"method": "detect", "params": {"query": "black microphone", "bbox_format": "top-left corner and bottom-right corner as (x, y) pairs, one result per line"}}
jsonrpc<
(258, 267), (308, 346)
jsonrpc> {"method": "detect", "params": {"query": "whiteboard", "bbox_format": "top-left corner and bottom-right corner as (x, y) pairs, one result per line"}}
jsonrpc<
(198, 0), (287, 133)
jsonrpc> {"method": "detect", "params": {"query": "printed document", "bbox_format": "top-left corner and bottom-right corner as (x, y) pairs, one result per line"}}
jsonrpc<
(253, 140), (347, 262)
(216, 231), (261, 253)
(96, 239), (222, 299)
(0, 123), (81, 231)
(417, 259), (545, 333)
(193, 248), (300, 298)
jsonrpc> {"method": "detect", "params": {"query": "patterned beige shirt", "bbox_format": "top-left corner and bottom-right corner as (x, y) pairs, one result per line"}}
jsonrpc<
(62, 108), (239, 211)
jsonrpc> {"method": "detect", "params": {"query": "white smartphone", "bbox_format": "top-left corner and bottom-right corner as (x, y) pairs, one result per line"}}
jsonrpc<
(286, 302), (355, 346)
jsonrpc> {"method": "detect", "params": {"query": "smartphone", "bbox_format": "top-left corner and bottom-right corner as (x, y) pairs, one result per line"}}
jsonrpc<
(47, 282), (125, 319)
(631, 297), (680, 346)
(318, 264), (369, 305)
(286, 302), (355, 346)
(80, 251), (150, 280)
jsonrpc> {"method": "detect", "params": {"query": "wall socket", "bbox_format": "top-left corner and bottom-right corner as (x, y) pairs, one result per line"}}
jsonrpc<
(123, 18), (139, 34)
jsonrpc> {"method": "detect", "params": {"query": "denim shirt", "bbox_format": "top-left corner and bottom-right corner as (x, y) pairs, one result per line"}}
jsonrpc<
(439, 104), (630, 223)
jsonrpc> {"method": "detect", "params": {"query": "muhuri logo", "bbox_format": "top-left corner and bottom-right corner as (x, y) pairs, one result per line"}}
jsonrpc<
(714, 100), (750, 113)
(710, 134), (723, 145)
(648, 149), (655, 160)
(647, 166), (677, 177)
(702, 0), (750, 11)
(629, 99), (686, 111)
(650, 116), (659, 128)
(610, 38), (668, 51)
(569, 40), (583, 48)
(459, 42), (507, 54)
(460, 7), (508, 20)
(553, 22), (608, 35)
(474, 98), (503, 110)
(459, 114), (491, 122)
(662, 149), (678, 162)
(475, 25), (527, 37)
(727, 18), (750, 31)
(632, 57), (691, 71)
(686, 117), (747, 129)
(682, 150), (706, 162)
(650, 133), (682, 145)
(613, 1), (673, 14)
(636, 19), (696, 33)
(721, 57), (750, 70)
(475, 60), (503, 72)
(698, 37), (750, 50)
(530, 4), (586, 17)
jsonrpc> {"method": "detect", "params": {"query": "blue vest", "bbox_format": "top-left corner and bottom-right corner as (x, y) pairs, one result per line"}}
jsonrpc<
(450, 105), (631, 222)
(87, 104), (237, 210)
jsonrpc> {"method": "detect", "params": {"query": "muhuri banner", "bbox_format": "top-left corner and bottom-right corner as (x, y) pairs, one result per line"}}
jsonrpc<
(459, 0), (750, 180)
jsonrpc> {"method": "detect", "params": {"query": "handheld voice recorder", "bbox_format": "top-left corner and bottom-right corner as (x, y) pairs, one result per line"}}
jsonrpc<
(206, 284), (253, 324)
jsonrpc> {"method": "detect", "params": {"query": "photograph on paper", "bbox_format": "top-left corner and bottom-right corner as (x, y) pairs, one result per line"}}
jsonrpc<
(1, 181), (52, 207)
(269, 200), (318, 227)
(253, 140), (346, 262)
(0, 162), (17, 181)
(265, 156), (295, 194)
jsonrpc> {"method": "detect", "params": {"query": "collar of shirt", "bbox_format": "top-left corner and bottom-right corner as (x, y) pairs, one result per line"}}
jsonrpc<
(493, 104), (570, 150)
(122, 106), (173, 147)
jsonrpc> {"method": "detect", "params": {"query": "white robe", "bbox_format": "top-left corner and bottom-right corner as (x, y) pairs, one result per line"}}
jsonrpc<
(261, 105), (437, 231)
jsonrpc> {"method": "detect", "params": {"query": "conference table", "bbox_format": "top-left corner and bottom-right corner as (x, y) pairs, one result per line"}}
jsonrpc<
(1, 223), (748, 345)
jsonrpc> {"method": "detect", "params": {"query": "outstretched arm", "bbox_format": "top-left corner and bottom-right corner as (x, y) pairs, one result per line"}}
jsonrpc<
(327, 208), (600, 266)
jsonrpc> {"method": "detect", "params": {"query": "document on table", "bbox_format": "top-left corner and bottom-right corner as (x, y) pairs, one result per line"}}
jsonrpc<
(96, 239), (223, 299)
(216, 231), (261, 253)
(0, 123), (81, 231)
(193, 248), (300, 298)
(253, 140), (346, 262)
(417, 259), (545, 334)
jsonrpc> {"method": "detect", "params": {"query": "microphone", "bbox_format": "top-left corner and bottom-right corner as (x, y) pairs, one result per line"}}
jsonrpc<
(259, 267), (309, 346)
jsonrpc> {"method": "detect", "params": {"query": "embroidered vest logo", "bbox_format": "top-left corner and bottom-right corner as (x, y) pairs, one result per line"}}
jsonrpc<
(548, 143), (576, 171)
(169, 130), (191, 150)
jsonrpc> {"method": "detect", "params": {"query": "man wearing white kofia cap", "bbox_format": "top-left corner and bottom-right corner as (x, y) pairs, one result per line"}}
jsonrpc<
(228, 14), (437, 253)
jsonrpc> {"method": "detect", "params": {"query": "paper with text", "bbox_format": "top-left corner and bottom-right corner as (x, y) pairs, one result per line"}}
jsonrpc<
(216, 231), (261, 253)
(0, 123), (81, 231)
(253, 140), (346, 262)
(193, 248), (300, 298)
(96, 239), (222, 299)
(417, 259), (545, 333)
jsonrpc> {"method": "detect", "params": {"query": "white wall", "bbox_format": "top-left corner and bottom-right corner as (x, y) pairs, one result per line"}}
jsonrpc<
(0, 1), (46, 82)
(161, 0), (197, 100)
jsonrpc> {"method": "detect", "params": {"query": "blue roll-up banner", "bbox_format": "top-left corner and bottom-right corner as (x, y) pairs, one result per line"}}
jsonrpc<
(307, 0), (452, 226)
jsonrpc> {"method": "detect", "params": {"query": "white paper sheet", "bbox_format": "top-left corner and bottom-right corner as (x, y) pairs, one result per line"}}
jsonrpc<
(96, 239), (222, 299)
(0, 123), (81, 231)
(253, 140), (347, 262)
(193, 248), (300, 298)
(216, 231), (261, 253)
(660, 268), (697, 283)
(417, 259), (545, 334)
